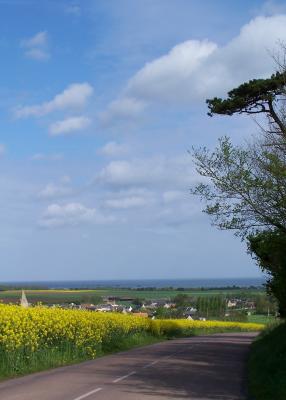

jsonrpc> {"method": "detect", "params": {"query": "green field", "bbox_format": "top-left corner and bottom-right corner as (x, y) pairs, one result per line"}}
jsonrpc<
(0, 287), (264, 305)
(247, 314), (277, 325)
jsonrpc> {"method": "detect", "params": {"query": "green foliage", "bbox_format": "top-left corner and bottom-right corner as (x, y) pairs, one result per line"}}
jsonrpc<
(155, 306), (185, 319)
(173, 293), (190, 307)
(224, 310), (247, 322)
(248, 322), (286, 400)
(254, 294), (277, 315)
(249, 230), (286, 317)
(133, 297), (145, 306)
(193, 65), (286, 313)
(196, 296), (226, 318)
(192, 136), (286, 236)
(207, 72), (285, 116)
(206, 71), (286, 136)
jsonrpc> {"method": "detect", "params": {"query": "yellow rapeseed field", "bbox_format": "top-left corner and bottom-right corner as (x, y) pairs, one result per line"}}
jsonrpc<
(150, 318), (264, 337)
(0, 304), (264, 377)
(0, 304), (149, 357)
(0, 304), (263, 357)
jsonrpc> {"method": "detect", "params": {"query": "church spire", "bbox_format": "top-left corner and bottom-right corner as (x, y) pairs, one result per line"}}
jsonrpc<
(20, 290), (29, 308)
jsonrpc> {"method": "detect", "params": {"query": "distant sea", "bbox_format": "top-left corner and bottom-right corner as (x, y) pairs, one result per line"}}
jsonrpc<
(0, 277), (266, 289)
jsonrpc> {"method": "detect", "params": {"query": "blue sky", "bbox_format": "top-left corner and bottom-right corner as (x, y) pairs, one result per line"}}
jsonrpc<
(1, 0), (286, 281)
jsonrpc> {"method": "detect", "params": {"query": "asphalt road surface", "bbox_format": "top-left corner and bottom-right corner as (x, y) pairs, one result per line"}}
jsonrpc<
(0, 332), (257, 400)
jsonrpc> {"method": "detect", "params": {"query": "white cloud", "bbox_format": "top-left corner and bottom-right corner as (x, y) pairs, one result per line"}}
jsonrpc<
(99, 141), (129, 157)
(15, 83), (94, 118)
(127, 39), (217, 103)
(0, 144), (6, 157)
(37, 176), (73, 200)
(99, 97), (146, 126)
(39, 203), (115, 228)
(105, 196), (150, 209)
(38, 183), (73, 200)
(49, 116), (91, 136)
(128, 15), (286, 102)
(96, 155), (197, 189)
(21, 31), (50, 61)
(103, 15), (286, 124)
(162, 190), (186, 203)
(31, 153), (63, 161)
(24, 48), (50, 61)
(97, 159), (152, 187)
(21, 31), (47, 48)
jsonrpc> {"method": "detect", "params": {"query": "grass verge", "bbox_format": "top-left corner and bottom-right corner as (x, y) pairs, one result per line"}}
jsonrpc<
(0, 332), (161, 380)
(248, 321), (286, 400)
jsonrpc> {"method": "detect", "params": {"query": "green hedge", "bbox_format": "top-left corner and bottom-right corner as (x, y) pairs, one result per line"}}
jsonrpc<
(248, 322), (286, 399)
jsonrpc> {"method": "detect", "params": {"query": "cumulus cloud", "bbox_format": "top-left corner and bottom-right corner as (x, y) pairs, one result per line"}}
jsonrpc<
(39, 203), (115, 228)
(98, 141), (129, 157)
(97, 159), (154, 188)
(128, 15), (286, 102)
(21, 31), (50, 61)
(105, 196), (151, 209)
(15, 83), (93, 118)
(38, 183), (73, 200)
(49, 116), (91, 136)
(127, 39), (217, 103)
(103, 15), (286, 124)
(96, 155), (197, 189)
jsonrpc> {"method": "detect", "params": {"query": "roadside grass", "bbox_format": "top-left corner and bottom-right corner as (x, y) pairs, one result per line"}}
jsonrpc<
(0, 332), (161, 379)
(0, 343), (90, 379)
(248, 321), (286, 400)
(100, 331), (162, 354)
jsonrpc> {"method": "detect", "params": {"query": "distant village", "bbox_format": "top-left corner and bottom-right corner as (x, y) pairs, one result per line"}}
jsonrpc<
(19, 290), (276, 321)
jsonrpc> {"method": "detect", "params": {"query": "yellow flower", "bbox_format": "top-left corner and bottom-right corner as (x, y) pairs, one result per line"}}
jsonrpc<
(0, 304), (264, 356)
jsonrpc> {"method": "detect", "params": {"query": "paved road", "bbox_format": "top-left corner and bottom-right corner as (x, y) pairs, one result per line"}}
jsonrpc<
(0, 332), (257, 400)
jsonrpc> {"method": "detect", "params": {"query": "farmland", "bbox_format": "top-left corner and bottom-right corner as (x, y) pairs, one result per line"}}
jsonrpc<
(0, 287), (264, 305)
(247, 314), (276, 325)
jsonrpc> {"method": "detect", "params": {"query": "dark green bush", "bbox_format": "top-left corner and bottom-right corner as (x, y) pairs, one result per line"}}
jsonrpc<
(248, 322), (286, 400)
